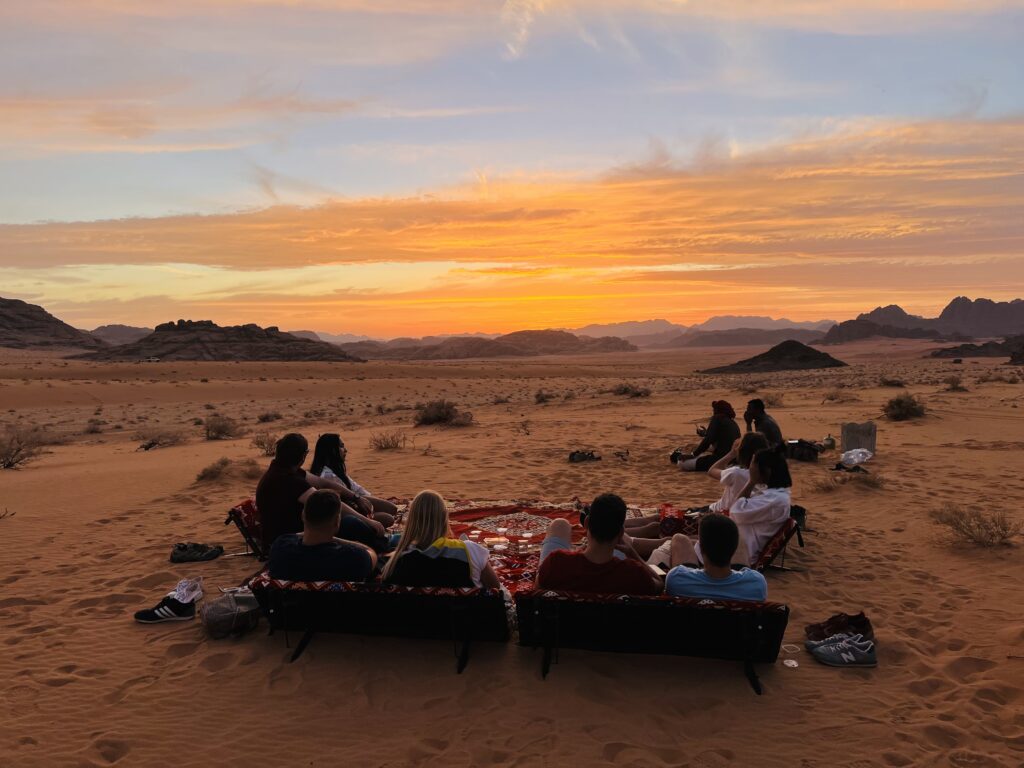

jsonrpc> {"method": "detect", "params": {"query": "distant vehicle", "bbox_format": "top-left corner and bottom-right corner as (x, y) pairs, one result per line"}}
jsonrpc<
(143, 357), (161, 362)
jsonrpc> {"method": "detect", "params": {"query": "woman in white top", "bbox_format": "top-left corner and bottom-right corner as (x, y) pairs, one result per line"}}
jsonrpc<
(310, 433), (398, 525)
(625, 432), (769, 542)
(727, 448), (793, 566)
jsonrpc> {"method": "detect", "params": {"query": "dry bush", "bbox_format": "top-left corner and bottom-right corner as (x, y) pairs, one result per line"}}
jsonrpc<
(0, 508), (14, 521)
(251, 431), (279, 456)
(976, 371), (1020, 385)
(196, 457), (231, 481)
(930, 504), (1022, 546)
(414, 399), (473, 427)
(492, 395), (511, 405)
(134, 428), (186, 451)
(257, 411), (282, 423)
(0, 427), (45, 469)
(737, 382), (760, 395)
(822, 389), (859, 404)
(809, 472), (887, 493)
(535, 389), (555, 404)
(369, 430), (408, 450)
(612, 383), (651, 398)
(761, 392), (785, 408)
(943, 375), (968, 392)
(883, 393), (926, 421)
(879, 376), (906, 388)
(237, 458), (264, 480)
(204, 415), (244, 440)
(84, 418), (105, 434)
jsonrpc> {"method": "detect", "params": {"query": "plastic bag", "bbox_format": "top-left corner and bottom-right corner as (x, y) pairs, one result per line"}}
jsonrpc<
(840, 448), (873, 466)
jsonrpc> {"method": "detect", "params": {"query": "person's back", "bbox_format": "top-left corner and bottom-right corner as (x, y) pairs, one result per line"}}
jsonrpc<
(729, 449), (793, 565)
(665, 514), (767, 602)
(269, 534), (373, 581)
(536, 494), (662, 595)
(745, 399), (784, 449)
(256, 434), (313, 550)
(268, 490), (376, 582)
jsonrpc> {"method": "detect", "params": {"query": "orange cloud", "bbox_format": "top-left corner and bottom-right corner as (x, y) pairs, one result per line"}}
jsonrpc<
(4, 117), (1023, 334)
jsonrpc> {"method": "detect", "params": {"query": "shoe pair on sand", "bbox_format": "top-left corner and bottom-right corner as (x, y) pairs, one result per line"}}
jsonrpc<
(804, 612), (877, 668)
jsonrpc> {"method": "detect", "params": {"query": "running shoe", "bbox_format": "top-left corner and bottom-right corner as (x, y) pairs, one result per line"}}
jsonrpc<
(133, 595), (196, 624)
(810, 637), (877, 668)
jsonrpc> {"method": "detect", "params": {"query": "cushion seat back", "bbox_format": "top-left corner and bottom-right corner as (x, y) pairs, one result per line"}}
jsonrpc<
(386, 551), (474, 589)
(515, 589), (789, 664)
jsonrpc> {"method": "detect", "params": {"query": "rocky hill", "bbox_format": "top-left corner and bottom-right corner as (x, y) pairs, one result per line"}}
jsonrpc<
(820, 319), (942, 345)
(703, 340), (847, 374)
(853, 297), (1024, 337)
(340, 329), (635, 360)
(90, 324), (153, 345)
(930, 336), (1024, 360)
(77, 320), (362, 362)
(0, 296), (106, 350)
(661, 327), (824, 348)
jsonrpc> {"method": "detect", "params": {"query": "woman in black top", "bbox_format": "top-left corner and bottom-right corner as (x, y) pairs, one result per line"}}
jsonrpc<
(676, 400), (741, 473)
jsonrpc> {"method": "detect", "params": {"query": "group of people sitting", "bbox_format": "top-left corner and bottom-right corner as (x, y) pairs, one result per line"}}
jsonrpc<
(255, 398), (793, 603)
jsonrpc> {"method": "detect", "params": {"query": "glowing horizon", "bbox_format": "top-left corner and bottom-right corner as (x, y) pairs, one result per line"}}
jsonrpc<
(2, 1), (1022, 336)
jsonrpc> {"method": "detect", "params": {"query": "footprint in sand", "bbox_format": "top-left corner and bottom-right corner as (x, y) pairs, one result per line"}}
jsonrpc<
(92, 736), (130, 765)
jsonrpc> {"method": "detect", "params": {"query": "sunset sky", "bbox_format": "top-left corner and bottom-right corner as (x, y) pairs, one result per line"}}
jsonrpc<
(1, 1), (1023, 337)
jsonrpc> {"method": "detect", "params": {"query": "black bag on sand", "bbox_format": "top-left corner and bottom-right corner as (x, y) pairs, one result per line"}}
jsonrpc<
(201, 592), (261, 639)
(785, 439), (822, 463)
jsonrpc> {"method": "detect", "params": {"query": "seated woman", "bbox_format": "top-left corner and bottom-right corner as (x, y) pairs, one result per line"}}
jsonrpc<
(381, 490), (501, 589)
(648, 448), (793, 568)
(310, 433), (397, 526)
(673, 400), (741, 472)
(625, 432), (770, 539)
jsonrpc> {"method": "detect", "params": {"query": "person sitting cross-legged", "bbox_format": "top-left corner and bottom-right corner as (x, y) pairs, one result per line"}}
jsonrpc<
(663, 513), (767, 601)
(269, 490), (378, 582)
(536, 493), (663, 595)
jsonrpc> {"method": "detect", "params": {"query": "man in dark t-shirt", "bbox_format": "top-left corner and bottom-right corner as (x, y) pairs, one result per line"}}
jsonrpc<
(269, 490), (377, 581)
(255, 433), (389, 551)
(536, 493), (662, 595)
(744, 399), (784, 450)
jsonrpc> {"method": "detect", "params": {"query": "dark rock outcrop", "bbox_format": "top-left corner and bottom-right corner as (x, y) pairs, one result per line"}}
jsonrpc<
(820, 319), (941, 345)
(703, 340), (847, 374)
(77, 320), (362, 362)
(930, 336), (1024, 360)
(0, 296), (106, 350)
(663, 327), (824, 348)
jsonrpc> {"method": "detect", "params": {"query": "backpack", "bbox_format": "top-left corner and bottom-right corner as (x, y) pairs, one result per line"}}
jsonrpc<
(200, 591), (261, 639)
(785, 439), (822, 463)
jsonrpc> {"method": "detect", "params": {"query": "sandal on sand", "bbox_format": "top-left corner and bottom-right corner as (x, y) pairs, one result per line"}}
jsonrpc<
(568, 450), (601, 463)
(170, 543), (224, 563)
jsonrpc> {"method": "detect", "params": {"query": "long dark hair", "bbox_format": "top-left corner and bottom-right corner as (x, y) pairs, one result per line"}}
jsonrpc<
(310, 433), (352, 489)
(752, 448), (792, 488)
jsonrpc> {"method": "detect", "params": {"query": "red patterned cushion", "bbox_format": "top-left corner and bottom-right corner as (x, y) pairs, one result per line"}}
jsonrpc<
(233, 498), (262, 537)
(248, 570), (490, 598)
(752, 518), (796, 571)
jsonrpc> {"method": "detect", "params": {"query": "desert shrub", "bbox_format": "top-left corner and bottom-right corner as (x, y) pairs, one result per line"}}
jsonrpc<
(976, 371), (1020, 385)
(492, 395), (511, 405)
(535, 389), (555, 404)
(883, 393), (926, 421)
(196, 457), (231, 481)
(257, 411), (282, 423)
(612, 383), (651, 398)
(251, 431), (279, 456)
(822, 389), (859, 404)
(943, 375), (968, 392)
(809, 472), (887, 493)
(563, 391), (576, 401)
(414, 400), (473, 427)
(0, 427), (45, 469)
(84, 418), (105, 434)
(204, 403), (216, 410)
(204, 415), (244, 440)
(761, 392), (784, 408)
(134, 428), (186, 451)
(237, 458), (264, 480)
(879, 376), (906, 388)
(737, 382), (760, 395)
(368, 430), (407, 450)
(930, 504), (1022, 546)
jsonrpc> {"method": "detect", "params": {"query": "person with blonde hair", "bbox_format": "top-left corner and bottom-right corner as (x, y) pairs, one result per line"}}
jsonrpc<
(382, 490), (501, 589)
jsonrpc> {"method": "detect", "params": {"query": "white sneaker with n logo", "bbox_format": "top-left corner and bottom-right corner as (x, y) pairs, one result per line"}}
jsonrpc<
(811, 638), (877, 668)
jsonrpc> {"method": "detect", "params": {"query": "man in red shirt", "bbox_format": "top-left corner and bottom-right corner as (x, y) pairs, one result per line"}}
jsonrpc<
(536, 493), (663, 595)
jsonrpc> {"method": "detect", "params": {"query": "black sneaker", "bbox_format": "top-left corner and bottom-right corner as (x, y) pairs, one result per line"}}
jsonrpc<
(134, 595), (195, 624)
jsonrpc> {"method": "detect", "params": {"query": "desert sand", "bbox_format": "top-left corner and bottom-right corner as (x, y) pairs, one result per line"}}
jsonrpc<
(1, 340), (1022, 768)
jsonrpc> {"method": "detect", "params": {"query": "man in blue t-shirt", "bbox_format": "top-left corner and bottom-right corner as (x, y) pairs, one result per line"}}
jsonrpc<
(269, 490), (377, 582)
(664, 513), (767, 602)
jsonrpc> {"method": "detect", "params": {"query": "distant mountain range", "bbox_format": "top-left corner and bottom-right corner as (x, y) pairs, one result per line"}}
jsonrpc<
(90, 324), (153, 345)
(77, 320), (361, 362)
(339, 330), (635, 360)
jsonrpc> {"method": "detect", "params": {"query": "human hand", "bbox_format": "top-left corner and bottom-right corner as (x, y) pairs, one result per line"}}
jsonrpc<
(356, 496), (374, 516)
